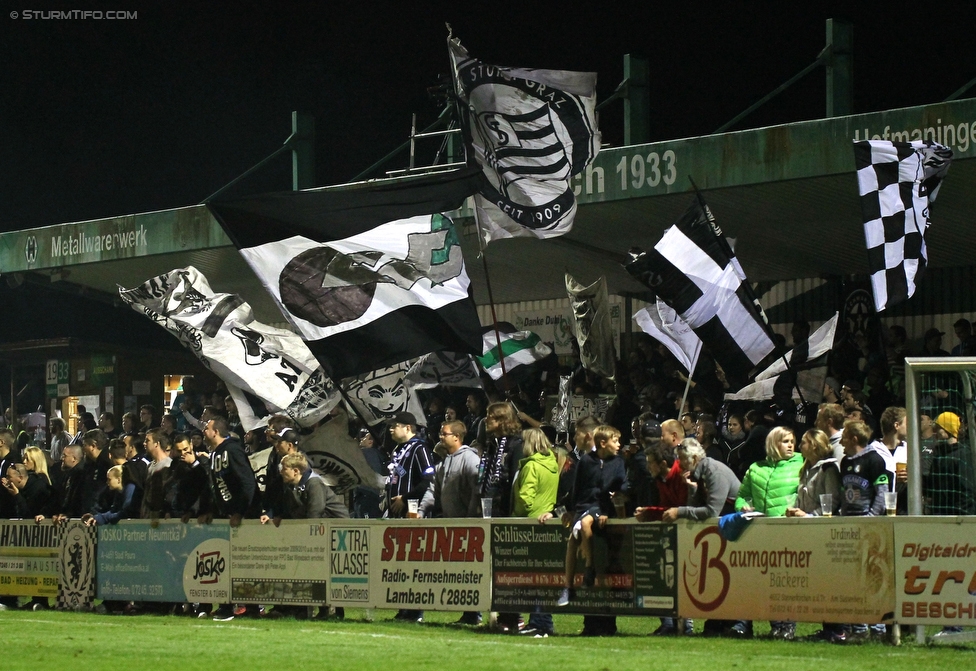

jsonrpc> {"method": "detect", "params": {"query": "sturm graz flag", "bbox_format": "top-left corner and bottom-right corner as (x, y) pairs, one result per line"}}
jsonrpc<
(853, 139), (952, 312)
(625, 196), (777, 392)
(209, 170), (485, 380)
(118, 266), (341, 431)
(448, 29), (600, 244)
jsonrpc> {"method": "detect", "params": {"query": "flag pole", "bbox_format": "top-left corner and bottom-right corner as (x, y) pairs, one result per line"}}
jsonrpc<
(688, 178), (807, 408)
(446, 24), (510, 392)
(476, 206), (511, 392)
(678, 347), (700, 420)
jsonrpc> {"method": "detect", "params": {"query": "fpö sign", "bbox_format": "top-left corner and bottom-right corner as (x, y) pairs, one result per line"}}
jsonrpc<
(895, 519), (976, 625)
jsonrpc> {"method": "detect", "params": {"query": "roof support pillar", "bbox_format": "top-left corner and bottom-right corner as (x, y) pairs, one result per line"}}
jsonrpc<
(291, 111), (315, 190)
(623, 55), (650, 144)
(825, 19), (853, 117)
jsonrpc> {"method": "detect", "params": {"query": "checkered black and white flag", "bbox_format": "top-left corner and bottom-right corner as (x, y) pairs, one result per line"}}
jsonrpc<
(625, 196), (777, 391)
(854, 140), (952, 312)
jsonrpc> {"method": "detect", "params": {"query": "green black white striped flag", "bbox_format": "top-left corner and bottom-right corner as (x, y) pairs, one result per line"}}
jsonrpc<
(476, 323), (552, 381)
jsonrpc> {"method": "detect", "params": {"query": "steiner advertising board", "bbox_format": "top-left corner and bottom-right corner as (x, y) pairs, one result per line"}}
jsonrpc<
(894, 517), (976, 626)
(97, 520), (231, 604)
(490, 520), (678, 616)
(677, 518), (895, 623)
(326, 520), (492, 612)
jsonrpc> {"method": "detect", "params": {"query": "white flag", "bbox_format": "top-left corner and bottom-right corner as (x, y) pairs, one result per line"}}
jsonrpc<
(404, 351), (483, 390)
(449, 31), (600, 244)
(119, 266), (340, 431)
(724, 314), (839, 402)
(342, 361), (426, 426)
(634, 300), (702, 373)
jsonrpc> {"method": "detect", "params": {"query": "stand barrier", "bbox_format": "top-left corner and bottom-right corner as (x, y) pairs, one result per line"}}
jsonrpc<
(5, 516), (976, 633)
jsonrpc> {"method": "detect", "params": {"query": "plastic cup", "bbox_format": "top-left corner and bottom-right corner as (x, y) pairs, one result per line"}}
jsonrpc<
(820, 493), (833, 517)
(407, 499), (419, 519)
(884, 491), (898, 516)
(481, 497), (493, 518)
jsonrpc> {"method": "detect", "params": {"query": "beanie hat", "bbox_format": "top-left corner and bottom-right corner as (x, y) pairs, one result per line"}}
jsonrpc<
(935, 411), (961, 438)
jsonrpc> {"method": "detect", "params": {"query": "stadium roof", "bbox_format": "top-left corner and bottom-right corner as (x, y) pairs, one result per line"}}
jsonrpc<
(0, 97), (973, 322)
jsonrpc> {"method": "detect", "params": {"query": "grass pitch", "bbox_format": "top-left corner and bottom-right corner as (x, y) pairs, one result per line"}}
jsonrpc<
(4, 609), (973, 671)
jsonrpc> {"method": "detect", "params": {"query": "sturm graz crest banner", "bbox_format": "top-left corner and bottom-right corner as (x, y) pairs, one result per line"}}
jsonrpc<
(448, 30), (600, 244)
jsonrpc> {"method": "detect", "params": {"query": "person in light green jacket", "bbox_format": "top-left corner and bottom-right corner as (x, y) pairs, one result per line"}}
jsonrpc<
(735, 426), (804, 518)
(513, 428), (559, 518)
(513, 427), (559, 637)
(734, 425), (804, 640)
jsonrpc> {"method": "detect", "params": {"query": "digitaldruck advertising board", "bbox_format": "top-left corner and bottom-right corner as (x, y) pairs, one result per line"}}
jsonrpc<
(97, 521), (231, 603)
(677, 518), (894, 623)
(894, 517), (976, 625)
(230, 521), (328, 604)
(368, 520), (491, 612)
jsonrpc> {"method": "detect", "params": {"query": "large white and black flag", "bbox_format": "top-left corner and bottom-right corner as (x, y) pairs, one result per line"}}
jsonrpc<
(448, 30), (600, 244)
(853, 140), (952, 312)
(209, 170), (484, 380)
(625, 196), (777, 391)
(119, 266), (340, 431)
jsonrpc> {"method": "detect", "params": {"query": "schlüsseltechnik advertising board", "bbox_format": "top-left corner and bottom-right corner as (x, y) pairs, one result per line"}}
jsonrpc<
(895, 517), (976, 625)
(677, 518), (894, 623)
(490, 520), (677, 616)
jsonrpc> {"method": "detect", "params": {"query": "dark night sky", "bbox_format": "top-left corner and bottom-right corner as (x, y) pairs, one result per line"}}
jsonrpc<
(2, 2), (974, 232)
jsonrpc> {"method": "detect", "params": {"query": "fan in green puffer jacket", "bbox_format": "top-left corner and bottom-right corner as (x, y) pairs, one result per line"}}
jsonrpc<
(513, 429), (559, 518)
(734, 426), (804, 518)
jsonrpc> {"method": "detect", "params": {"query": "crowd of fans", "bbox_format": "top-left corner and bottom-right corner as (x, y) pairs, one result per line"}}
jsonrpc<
(0, 317), (973, 640)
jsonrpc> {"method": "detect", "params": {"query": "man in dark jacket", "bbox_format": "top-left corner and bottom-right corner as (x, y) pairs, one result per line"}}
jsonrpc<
(203, 415), (258, 621)
(81, 429), (113, 511)
(385, 412), (433, 623)
(385, 412), (434, 520)
(3, 463), (53, 518)
(279, 452), (349, 520)
(141, 429), (173, 522)
(164, 434), (211, 522)
(50, 445), (95, 522)
(204, 416), (257, 526)
(0, 428), (21, 520)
